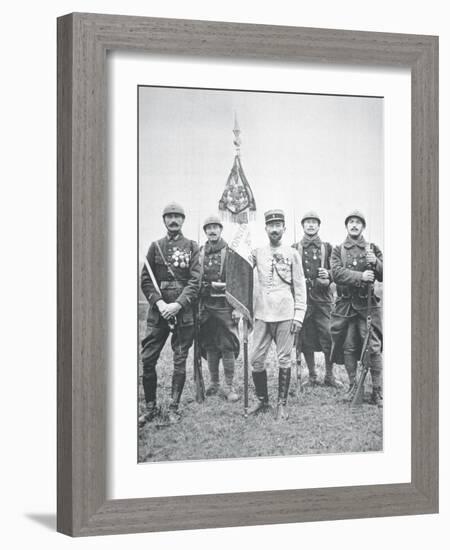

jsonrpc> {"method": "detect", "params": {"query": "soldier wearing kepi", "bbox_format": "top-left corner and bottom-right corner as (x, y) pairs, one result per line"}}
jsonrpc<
(330, 210), (383, 406)
(250, 209), (307, 419)
(199, 216), (240, 402)
(139, 202), (201, 426)
(292, 211), (342, 388)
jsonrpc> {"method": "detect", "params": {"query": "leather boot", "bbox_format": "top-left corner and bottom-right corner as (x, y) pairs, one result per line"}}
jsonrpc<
(206, 350), (220, 396)
(249, 370), (270, 415)
(140, 366), (158, 427)
(168, 372), (186, 424)
(369, 355), (383, 407)
(304, 351), (319, 385)
(138, 401), (158, 428)
(370, 386), (383, 407)
(343, 352), (357, 400)
(142, 365), (157, 403)
(344, 352), (357, 385)
(223, 351), (239, 402)
(275, 367), (291, 420)
(323, 358), (343, 389)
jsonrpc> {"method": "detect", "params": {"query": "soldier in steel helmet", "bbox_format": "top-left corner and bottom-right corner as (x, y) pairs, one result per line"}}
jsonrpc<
(292, 211), (342, 388)
(139, 202), (201, 426)
(198, 215), (240, 402)
(250, 209), (307, 420)
(330, 211), (383, 406)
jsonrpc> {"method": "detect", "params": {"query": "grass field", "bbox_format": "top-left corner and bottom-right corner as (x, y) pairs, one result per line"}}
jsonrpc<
(138, 310), (383, 463)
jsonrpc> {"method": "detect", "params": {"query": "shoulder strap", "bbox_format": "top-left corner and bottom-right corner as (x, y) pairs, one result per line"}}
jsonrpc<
(273, 264), (292, 285)
(155, 240), (178, 281)
(340, 244), (347, 268)
(219, 247), (227, 279)
(320, 243), (326, 268)
(197, 245), (205, 285)
(272, 252), (292, 286)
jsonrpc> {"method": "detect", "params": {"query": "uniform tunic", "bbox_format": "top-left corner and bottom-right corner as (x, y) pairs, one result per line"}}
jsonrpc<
(141, 232), (201, 324)
(251, 244), (307, 371)
(253, 245), (306, 323)
(292, 236), (333, 355)
(198, 238), (239, 357)
(330, 235), (383, 365)
(140, 232), (201, 378)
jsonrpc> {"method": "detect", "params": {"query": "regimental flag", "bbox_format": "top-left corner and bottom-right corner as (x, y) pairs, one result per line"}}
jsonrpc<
(225, 223), (254, 327)
(220, 115), (256, 327)
(219, 155), (257, 223)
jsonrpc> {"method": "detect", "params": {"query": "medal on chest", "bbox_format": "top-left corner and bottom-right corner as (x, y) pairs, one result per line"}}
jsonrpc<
(171, 247), (190, 268)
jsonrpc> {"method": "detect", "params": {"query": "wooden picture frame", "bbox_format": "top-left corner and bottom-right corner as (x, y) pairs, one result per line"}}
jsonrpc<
(57, 12), (438, 536)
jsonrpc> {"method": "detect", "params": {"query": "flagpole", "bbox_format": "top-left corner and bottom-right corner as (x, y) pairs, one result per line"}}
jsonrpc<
(243, 318), (249, 418)
(220, 113), (255, 418)
(292, 207), (302, 396)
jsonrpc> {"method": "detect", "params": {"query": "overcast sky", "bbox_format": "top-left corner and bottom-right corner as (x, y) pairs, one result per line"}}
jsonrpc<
(139, 86), (383, 251)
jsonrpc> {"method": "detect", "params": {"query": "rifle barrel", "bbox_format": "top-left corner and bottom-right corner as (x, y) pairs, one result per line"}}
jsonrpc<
(350, 282), (373, 407)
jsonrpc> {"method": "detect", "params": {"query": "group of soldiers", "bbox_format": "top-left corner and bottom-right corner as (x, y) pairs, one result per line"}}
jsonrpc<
(139, 202), (383, 427)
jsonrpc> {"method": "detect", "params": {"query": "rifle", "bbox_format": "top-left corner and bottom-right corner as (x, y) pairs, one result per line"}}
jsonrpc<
(350, 282), (373, 406)
(193, 305), (205, 403)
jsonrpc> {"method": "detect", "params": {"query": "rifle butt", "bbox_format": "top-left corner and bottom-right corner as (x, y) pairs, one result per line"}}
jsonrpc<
(350, 369), (367, 406)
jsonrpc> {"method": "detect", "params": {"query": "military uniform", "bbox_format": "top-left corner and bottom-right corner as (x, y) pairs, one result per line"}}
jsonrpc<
(140, 204), (201, 424)
(292, 235), (337, 384)
(330, 212), (383, 404)
(199, 225), (240, 401)
(251, 210), (307, 418)
(292, 210), (340, 387)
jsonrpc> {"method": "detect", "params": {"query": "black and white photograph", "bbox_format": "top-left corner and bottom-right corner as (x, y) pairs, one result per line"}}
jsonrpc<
(138, 85), (384, 463)
(1, 0), (444, 543)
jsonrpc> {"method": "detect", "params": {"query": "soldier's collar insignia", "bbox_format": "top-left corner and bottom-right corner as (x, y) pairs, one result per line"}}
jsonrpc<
(167, 232), (182, 242)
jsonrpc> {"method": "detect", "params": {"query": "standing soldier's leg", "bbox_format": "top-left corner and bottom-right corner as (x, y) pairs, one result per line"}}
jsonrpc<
(342, 319), (359, 391)
(249, 320), (272, 414)
(303, 350), (318, 384)
(317, 306), (342, 388)
(369, 348), (383, 406)
(222, 350), (238, 402)
(302, 311), (319, 384)
(220, 308), (240, 402)
(205, 349), (220, 395)
(139, 324), (170, 427)
(200, 310), (221, 395)
(274, 320), (295, 420)
(168, 324), (195, 422)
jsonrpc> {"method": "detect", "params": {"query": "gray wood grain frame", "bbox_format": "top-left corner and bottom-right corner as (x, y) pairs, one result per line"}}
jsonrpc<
(57, 12), (438, 537)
